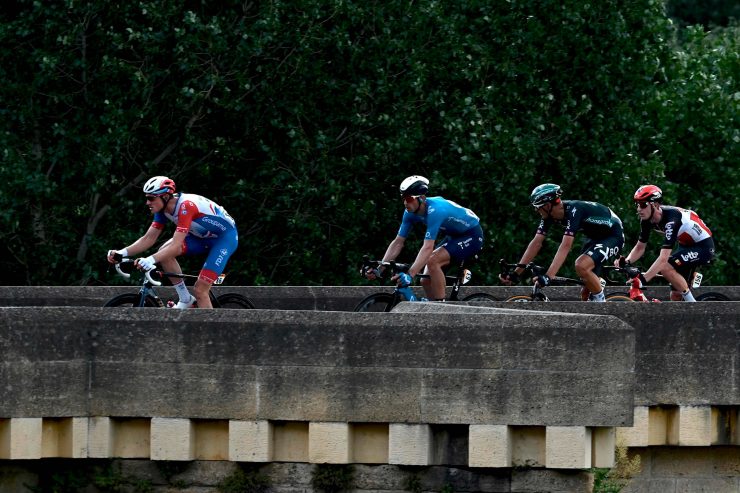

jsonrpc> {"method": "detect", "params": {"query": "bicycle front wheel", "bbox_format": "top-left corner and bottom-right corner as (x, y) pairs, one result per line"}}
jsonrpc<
(696, 292), (730, 301)
(605, 293), (634, 302)
(354, 293), (396, 312)
(463, 293), (497, 303)
(216, 293), (256, 309)
(505, 295), (534, 302)
(104, 293), (159, 307)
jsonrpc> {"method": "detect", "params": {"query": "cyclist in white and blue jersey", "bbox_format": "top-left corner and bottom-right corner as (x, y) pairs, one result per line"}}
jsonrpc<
(366, 175), (484, 301)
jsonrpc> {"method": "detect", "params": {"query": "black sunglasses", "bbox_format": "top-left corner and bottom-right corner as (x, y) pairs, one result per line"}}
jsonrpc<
(637, 202), (650, 209)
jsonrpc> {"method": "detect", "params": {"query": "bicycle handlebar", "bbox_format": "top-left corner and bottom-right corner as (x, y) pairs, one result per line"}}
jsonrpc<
(111, 256), (162, 286)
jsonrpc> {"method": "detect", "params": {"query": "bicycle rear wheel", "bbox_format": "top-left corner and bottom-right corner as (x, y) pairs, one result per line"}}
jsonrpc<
(462, 293), (497, 302)
(605, 293), (633, 302)
(104, 293), (159, 307)
(354, 293), (396, 312)
(505, 295), (534, 302)
(216, 293), (256, 309)
(696, 292), (730, 301)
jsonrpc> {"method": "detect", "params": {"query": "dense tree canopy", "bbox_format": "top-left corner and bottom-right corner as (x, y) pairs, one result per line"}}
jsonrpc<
(0, 0), (737, 286)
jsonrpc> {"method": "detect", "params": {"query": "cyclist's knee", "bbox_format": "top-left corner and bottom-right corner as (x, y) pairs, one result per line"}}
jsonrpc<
(193, 280), (211, 297)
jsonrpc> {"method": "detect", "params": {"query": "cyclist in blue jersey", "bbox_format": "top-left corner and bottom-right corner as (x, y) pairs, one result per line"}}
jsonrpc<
(365, 175), (484, 301)
(106, 176), (238, 309)
(499, 183), (624, 302)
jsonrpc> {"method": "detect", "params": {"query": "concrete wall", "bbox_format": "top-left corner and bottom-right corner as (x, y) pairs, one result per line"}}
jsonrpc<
(0, 285), (737, 310)
(0, 307), (634, 425)
(408, 301), (740, 406)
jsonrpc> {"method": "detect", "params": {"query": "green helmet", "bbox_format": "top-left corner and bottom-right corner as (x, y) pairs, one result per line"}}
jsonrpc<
(530, 183), (562, 207)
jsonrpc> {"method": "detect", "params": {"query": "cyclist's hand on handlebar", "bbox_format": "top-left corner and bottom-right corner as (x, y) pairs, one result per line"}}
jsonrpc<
(107, 249), (127, 264)
(534, 274), (550, 287)
(499, 270), (519, 285)
(363, 267), (381, 280)
(135, 255), (157, 272)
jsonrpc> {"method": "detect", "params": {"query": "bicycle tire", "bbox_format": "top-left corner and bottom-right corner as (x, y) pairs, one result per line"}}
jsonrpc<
(696, 292), (730, 301)
(462, 293), (497, 303)
(354, 293), (396, 312)
(103, 293), (159, 307)
(216, 293), (256, 309)
(505, 295), (534, 302)
(605, 293), (634, 302)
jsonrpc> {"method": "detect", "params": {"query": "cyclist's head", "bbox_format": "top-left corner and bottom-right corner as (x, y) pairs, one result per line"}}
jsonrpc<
(530, 183), (562, 209)
(399, 175), (429, 198)
(143, 176), (176, 196)
(633, 184), (662, 203)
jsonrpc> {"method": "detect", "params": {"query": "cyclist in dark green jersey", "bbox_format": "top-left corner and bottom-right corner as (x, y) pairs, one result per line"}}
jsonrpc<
(499, 183), (624, 302)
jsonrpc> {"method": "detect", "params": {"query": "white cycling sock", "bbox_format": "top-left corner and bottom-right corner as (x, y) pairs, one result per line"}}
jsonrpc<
(591, 290), (606, 302)
(681, 289), (696, 302)
(174, 281), (191, 302)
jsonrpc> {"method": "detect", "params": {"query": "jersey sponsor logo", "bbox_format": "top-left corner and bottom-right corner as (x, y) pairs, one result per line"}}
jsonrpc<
(571, 206), (577, 217)
(585, 217), (613, 226)
(215, 248), (229, 267)
(664, 222), (674, 240)
(201, 216), (228, 231)
(681, 251), (699, 262)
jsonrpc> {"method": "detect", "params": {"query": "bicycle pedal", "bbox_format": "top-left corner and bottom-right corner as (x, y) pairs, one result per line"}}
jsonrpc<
(166, 300), (176, 308)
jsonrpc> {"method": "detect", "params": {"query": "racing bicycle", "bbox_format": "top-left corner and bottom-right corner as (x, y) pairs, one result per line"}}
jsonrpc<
(104, 256), (255, 308)
(499, 259), (626, 302)
(354, 254), (497, 312)
(604, 263), (729, 302)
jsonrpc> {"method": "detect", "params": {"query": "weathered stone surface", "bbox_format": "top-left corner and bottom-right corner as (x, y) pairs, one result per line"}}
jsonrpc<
(0, 307), (634, 426)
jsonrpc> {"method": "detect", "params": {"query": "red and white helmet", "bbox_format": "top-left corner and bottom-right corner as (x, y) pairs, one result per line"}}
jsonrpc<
(143, 176), (176, 196)
(633, 184), (662, 203)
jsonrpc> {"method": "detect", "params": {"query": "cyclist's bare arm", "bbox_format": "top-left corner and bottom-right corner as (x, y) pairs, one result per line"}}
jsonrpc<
(499, 234), (544, 284)
(547, 234), (574, 278)
(365, 236), (406, 280)
(644, 247), (671, 282)
(381, 235), (406, 263)
(107, 226), (162, 263)
(515, 234), (545, 275)
(408, 239), (435, 277)
(620, 240), (647, 266)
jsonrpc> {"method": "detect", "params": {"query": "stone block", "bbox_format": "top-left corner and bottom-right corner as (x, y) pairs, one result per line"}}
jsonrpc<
(229, 420), (273, 462)
(591, 427), (615, 468)
(150, 418), (194, 461)
(617, 406), (650, 447)
(0, 418), (42, 459)
(309, 422), (351, 463)
(546, 426), (591, 469)
(389, 424), (432, 465)
(677, 406), (711, 446)
(469, 425), (511, 468)
(88, 417), (112, 458)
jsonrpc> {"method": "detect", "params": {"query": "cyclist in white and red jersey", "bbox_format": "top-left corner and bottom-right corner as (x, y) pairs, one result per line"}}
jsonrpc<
(618, 184), (714, 302)
(106, 176), (238, 309)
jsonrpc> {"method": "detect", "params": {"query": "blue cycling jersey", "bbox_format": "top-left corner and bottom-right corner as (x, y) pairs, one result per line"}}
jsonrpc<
(398, 197), (480, 240)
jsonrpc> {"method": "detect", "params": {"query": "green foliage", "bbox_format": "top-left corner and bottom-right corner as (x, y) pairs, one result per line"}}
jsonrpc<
(25, 460), (153, 493)
(311, 464), (355, 493)
(0, 0), (737, 286)
(591, 442), (642, 493)
(218, 465), (271, 493)
(404, 472), (423, 493)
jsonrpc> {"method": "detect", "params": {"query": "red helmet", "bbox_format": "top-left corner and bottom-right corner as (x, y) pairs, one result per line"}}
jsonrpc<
(633, 185), (662, 203)
(143, 176), (176, 196)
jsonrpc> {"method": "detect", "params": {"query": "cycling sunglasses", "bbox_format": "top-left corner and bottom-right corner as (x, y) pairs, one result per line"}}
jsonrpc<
(636, 202), (650, 209)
